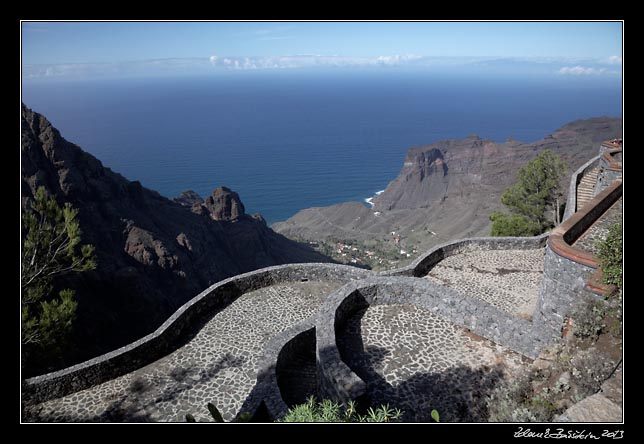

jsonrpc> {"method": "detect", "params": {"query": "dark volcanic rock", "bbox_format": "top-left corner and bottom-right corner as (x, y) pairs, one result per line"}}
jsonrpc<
(21, 103), (331, 374)
(174, 190), (204, 207)
(203, 186), (245, 221)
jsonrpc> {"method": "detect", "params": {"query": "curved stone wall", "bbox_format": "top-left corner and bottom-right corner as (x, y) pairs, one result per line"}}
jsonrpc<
(563, 155), (600, 221)
(534, 179), (622, 338)
(243, 319), (318, 421)
(316, 276), (550, 404)
(383, 234), (549, 278)
(23, 263), (371, 404)
(597, 148), (623, 193)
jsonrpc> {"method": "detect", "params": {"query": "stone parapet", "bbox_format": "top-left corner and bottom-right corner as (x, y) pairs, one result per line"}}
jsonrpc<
(382, 234), (549, 278)
(23, 263), (371, 404)
(315, 276), (550, 405)
(564, 155), (600, 221)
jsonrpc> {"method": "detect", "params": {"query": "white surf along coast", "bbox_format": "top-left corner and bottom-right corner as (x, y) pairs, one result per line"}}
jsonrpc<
(364, 190), (385, 207)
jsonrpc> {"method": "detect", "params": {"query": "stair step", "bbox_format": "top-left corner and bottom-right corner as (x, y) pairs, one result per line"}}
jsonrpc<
(575, 166), (600, 212)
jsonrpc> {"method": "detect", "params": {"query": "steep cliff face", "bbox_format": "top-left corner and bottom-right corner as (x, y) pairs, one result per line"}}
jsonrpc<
(373, 147), (449, 211)
(372, 118), (623, 213)
(21, 104), (330, 373)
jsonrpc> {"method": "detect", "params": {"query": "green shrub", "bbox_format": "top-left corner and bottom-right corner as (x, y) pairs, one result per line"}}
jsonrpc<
(280, 397), (403, 423)
(487, 373), (559, 422)
(489, 212), (541, 237)
(570, 300), (606, 340)
(185, 398), (404, 423)
(597, 222), (622, 289)
(570, 349), (615, 398)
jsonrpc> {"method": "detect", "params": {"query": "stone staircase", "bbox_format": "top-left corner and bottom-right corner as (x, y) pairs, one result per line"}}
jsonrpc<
(576, 167), (599, 211)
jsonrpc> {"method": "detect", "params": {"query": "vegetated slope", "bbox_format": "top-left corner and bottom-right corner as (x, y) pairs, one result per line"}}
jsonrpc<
(21, 104), (331, 374)
(273, 117), (622, 269)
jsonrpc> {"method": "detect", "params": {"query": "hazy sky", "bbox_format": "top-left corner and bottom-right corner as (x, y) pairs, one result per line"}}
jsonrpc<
(22, 21), (622, 63)
(21, 21), (623, 79)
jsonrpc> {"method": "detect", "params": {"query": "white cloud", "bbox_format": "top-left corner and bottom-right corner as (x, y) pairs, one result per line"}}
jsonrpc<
(606, 55), (622, 65)
(558, 66), (607, 76)
(207, 54), (423, 70)
(374, 54), (422, 66)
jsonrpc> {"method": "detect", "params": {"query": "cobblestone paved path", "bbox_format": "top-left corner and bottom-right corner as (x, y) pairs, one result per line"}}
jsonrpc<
(337, 304), (527, 422)
(25, 281), (344, 422)
(425, 249), (544, 318)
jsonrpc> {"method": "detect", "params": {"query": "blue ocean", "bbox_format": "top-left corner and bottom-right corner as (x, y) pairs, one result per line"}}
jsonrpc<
(21, 71), (622, 224)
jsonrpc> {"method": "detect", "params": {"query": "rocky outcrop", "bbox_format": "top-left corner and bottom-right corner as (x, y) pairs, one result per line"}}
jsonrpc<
(173, 190), (204, 208)
(203, 186), (245, 221)
(21, 103), (331, 375)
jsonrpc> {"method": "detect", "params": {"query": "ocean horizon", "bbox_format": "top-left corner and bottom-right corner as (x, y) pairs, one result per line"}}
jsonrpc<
(22, 71), (622, 224)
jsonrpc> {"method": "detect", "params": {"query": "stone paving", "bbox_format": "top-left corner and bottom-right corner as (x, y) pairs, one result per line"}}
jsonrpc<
(425, 249), (545, 319)
(24, 281), (344, 422)
(336, 304), (527, 422)
(573, 198), (622, 256)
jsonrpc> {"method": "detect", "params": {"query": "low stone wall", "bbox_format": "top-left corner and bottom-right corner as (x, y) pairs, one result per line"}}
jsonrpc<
(550, 179), (622, 267)
(23, 263), (371, 405)
(382, 234), (549, 278)
(316, 282), (370, 404)
(597, 148), (623, 193)
(316, 276), (550, 404)
(275, 327), (316, 405)
(534, 179), (622, 338)
(248, 320), (318, 421)
(563, 155), (600, 221)
(534, 248), (598, 339)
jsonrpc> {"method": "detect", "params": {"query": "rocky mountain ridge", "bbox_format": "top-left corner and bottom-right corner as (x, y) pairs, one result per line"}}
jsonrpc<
(21, 104), (330, 373)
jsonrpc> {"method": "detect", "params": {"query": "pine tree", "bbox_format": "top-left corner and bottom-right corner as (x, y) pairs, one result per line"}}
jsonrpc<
(490, 150), (567, 236)
(21, 187), (96, 361)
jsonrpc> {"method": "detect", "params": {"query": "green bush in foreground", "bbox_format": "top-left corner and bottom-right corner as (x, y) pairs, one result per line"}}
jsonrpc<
(597, 221), (622, 289)
(489, 212), (541, 237)
(280, 397), (403, 423)
(570, 299), (607, 340)
(486, 373), (559, 422)
(187, 398), (431, 422)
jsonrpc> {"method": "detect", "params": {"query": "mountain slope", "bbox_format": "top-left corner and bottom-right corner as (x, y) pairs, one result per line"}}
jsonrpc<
(273, 117), (622, 269)
(21, 104), (330, 373)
